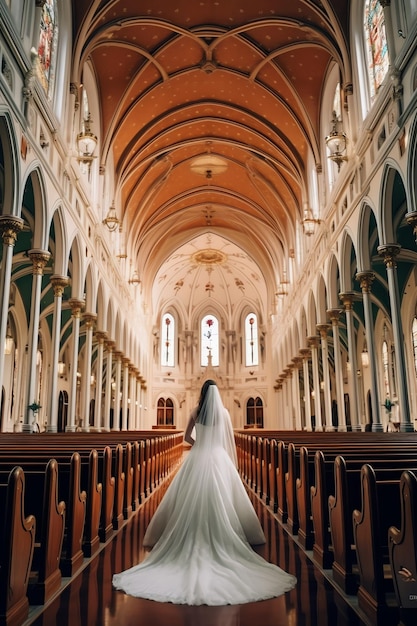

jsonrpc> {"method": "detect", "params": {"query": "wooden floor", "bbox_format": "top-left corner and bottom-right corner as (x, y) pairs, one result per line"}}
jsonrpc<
(23, 475), (372, 626)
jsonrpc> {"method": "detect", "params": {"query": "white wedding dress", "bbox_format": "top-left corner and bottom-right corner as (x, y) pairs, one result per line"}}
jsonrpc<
(113, 386), (296, 605)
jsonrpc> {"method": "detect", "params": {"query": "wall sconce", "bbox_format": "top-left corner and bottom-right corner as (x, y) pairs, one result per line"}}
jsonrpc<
(361, 346), (369, 367)
(4, 326), (14, 355)
(302, 206), (321, 236)
(103, 204), (120, 231)
(128, 270), (141, 286)
(325, 110), (347, 171)
(77, 114), (97, 163)
(57, 361), (66, 377)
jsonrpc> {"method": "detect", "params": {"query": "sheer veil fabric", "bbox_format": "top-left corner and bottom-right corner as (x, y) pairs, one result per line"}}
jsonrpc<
(112, 383), (297, 605)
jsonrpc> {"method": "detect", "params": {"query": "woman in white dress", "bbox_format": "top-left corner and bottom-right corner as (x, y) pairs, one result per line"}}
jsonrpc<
(112, 380), (296, 605)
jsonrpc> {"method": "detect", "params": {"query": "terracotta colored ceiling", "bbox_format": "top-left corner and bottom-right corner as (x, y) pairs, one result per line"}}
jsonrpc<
(71, 1), (350, 318)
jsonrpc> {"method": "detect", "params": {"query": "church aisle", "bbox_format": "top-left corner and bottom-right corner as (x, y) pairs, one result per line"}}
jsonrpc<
(26, 485), (368, 626)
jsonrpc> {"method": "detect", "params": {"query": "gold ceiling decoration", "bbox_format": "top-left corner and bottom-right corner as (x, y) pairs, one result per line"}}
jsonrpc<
(192, 249), (227, 266)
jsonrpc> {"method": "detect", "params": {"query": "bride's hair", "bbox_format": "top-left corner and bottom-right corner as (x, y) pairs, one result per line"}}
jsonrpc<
(197, 379), (217, 416)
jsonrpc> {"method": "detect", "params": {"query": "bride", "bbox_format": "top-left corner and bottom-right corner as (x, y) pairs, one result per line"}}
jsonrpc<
(112, 379), (296, 605)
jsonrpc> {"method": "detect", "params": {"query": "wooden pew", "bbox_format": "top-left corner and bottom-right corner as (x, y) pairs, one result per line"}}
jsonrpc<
(285, 442), (299, 534)
(296, 446), (314, 549)
(311, 450), (334, 569)
(388, 470), (417, 617)
(353, 463), (402, 625)
(0, 466), (35, 626)
(25, 459), (66, 605)
(328, 455), (417, 596)
(98, 446), (115, 542)
(58, 453), (86, 577)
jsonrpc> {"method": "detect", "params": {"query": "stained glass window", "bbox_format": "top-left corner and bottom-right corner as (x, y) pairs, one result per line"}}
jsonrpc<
(412, 318), (417, 377)
(245, 313), (259, 366)
(161, 313), (175, 367)
(37, 0), (57, 97)
(201, 315), (219, 366)
(364, 0), (389, 101)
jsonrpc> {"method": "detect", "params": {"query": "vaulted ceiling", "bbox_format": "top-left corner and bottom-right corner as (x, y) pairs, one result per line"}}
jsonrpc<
(71, 1), (350, 321)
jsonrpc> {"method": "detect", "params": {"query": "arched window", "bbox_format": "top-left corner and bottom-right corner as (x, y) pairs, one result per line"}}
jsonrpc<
(161, 313), (175, 367)
(245, 313), (259, 366)
(157, 398), (174, 426)
(364, 0), (389, 102)
(412, 317), (417, 377)
(382, 340), (390, 397)
(246, 397), (264, 428)
(37, 0), (58, 98)
(201, 315), (219, 366)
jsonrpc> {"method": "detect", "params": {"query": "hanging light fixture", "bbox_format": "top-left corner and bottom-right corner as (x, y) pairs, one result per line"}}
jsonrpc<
(190, 142), (228, 179)
(325, 110), (347, 171)
(103, 203), (120, 232)
(361, 345), (369, 367)
(302, 206), (321, 236)
(276, 270), (289, 297)
(76, 114), (98, 163)
(128, 269), (141, 286)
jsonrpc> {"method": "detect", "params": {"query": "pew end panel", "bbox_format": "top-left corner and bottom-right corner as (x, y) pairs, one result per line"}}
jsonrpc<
(296, 446), (314, 550)
(0, 467), (36, 626)
(353, 464), (401, 626)
(328, 455), (359, 595)
(27, 459), (66, 606)
(59, 452), (86, 577)
(311, 450), (334, 569)
(389, 470), (417, 616)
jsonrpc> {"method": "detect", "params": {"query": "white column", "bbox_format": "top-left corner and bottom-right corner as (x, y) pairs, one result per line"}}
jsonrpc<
(339, 292), (361, 430)
(327, 309), (347, 431)
(308, 335), (322, 431)
(46, 275), (70, 432)
(300, 348), (312, 431)
(93, 331), (106, 431)
(103, 340), (114, 432)
(0, 217), (23, 393)
(112, 351), (123, 430)
(356, 271), (382, 431)
(66, 299), (84, 431)
(24, 249), (51, 432)
(121, 357), (130, 430)
(81, 313), (96, 431)
(317, 324), (333, 431)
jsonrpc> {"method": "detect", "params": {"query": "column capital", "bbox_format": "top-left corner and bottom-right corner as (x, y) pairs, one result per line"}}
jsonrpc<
(316, 323), (331, 337)
(377, 243), (401, 269)
(299, 347), (311, 359)
(327, 308), (343, 324)
(83, 312), (97, 329)
(50, 274), (70, 297)
(0, 215), (24, 245)
(405, 211), (417, 243)
(307, 335), (320, 348)
(28, 248), (51, 274)
(95, 330), (107, 343)
(114, 350), (124, 360)
(68, 298), (85, 317)
(122, 357), (130, 367)
(339, 291), (358, 309)
(355, 271), (375, 292)
(292, 356), (303, 369)
(105, 339), (116, 351)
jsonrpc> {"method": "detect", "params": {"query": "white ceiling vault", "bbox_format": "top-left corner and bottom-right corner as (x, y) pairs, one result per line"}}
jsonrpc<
(152, 232), (268, 324)
(72, 0), (350, 321)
